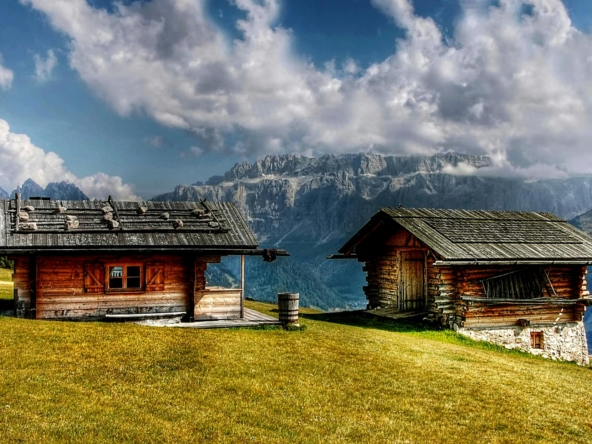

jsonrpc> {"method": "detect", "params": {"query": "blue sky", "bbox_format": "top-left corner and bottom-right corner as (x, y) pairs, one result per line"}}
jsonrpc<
(1, 0), (592, 199)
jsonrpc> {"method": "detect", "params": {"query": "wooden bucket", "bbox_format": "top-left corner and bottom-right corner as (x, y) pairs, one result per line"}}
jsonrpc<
(278, 292), (299, 325)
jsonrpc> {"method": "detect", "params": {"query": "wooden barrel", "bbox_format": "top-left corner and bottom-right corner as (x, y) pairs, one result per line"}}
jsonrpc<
(278, 292), (299, 325)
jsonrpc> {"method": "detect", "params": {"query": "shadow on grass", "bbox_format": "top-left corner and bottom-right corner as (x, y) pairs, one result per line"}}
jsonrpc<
(299, 310), (439, 334)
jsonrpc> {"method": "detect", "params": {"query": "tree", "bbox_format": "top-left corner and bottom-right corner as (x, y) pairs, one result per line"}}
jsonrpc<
(0, 256), (13, 270)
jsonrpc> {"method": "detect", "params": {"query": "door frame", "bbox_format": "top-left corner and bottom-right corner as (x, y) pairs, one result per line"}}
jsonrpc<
(398, 249), (427, 312)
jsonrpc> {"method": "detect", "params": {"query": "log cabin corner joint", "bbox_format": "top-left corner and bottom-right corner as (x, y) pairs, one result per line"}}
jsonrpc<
(330, 207), (592, 365)
(0, 195), (288, 323)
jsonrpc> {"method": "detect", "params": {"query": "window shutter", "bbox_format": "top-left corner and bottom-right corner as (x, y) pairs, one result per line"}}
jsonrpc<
(84, 263), (105, 293)
(146, 262), (165, 291)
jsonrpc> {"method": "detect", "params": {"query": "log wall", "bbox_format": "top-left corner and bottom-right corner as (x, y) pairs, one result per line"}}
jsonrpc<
(426, 256), (456, 325)
(34, 254), (197, 319)
(9, 253), (248, 321)
(194, 288), (242, 320)
(362, 251), (399, 309)
(454, 265), (586, 328)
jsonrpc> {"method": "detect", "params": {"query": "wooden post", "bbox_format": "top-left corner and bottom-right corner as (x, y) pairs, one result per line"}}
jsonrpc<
(240, 255), (245, 319)
(30, 255), (37, 319)
(15, 192), (21, 232)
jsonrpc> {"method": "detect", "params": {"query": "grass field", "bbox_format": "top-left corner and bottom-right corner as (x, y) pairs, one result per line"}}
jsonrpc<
(0, 268), (12, 300)
(0, 271), (591, 443)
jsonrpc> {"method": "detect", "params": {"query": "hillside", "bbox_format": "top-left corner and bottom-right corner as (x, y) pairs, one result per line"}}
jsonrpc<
(154, 153), (592, 310)
(0, 301), (590, 443)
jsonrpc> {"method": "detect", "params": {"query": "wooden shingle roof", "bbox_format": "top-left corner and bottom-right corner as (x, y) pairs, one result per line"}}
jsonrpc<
(0, 198), (261, 254)
(338, 208), (592, 264)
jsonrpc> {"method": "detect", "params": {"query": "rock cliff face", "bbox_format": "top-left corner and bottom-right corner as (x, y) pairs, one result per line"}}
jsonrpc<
(156, 153), (592, 245)
(153, 153), (592, 310)
(10, 179), (88, 201)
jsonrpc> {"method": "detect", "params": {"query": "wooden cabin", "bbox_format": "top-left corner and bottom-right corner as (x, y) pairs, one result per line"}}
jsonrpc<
(0, 194), (286, 322)
(331, 208), (592, 365)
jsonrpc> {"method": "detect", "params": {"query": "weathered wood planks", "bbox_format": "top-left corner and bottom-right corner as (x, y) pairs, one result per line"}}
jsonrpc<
(194, 288), (241, 320)
(31, 253), (220, 319)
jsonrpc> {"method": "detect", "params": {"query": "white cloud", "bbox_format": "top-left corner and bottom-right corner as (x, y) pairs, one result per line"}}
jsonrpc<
(0, 54), (14, 90)
(189, 146), (204, 156)
(441, 161), (479, 176)
(18, 0), (592, 178)
(0, 118), (139, 200)
(33, 49), (58, 82)
(76, 173), (138, 200)
(144, 135), (165, 147)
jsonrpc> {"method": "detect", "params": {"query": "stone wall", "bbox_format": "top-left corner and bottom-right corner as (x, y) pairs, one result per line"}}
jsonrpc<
(457, 322), (590, 366)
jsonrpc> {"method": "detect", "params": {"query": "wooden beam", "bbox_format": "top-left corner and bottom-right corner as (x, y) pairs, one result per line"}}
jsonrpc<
(240, 255), (245, 319)
(15, 192), (20, 232)
(108, 195), (124, 231)
(434, 260), (592, 266)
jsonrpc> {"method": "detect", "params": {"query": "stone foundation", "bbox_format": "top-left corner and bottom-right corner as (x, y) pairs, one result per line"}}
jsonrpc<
(457, 322), (590, 366)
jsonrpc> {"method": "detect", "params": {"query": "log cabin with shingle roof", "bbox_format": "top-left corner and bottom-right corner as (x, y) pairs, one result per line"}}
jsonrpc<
(330, 208), (592, 365)
(0, 194), (286, 323)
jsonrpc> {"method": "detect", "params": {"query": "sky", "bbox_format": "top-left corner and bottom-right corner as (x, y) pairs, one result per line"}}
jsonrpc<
(1, 0), (592, 199)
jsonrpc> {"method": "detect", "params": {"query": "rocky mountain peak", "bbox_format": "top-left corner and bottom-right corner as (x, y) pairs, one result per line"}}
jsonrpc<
(214, 152), (492, 183)
(9, 179), (89, 201)
(152, 152), (592, 310)
(11, 178), (45, 199)
(44, 182), (89, 200)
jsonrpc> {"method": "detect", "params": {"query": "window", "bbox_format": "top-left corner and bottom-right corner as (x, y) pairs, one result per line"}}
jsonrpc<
(530, 332), (543, 349)
(107, 265), (142, 291)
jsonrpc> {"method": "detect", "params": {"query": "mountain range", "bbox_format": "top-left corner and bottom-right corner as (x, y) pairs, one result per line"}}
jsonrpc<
(152, 152), (592, 311)
(2, 153), (592, 346)
(1, 178), (88, 201)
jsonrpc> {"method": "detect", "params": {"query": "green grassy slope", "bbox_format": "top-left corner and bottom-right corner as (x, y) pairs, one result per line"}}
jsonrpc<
(0, 301), (590, 443)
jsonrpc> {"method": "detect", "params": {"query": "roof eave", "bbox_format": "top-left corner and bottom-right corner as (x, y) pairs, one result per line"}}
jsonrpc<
(433, 259), (592, 266)
(0, 246), (289, 256)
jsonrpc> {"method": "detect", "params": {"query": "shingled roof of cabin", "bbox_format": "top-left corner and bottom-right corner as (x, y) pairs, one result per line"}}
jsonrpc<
(0, 198), (259, 253)
(338, 208), (592, 264)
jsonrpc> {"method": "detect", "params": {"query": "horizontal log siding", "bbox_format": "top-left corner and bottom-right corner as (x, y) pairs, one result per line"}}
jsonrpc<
(35, 254), (192, 319)
(456, 265), (585, 328)
(194, 288), (242, 320)
(427, 257), (456, 326)
(362, 252), (398, 309)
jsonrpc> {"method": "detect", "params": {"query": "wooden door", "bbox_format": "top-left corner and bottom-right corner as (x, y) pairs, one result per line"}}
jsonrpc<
(399, 251), (425, 312)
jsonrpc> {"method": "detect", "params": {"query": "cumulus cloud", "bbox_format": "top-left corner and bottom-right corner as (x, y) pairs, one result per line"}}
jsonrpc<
(18, 0), (592, 177)
(0, 118), (139, 200)
(33, 49), (58, 81)
(0, 54), (14, 90)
